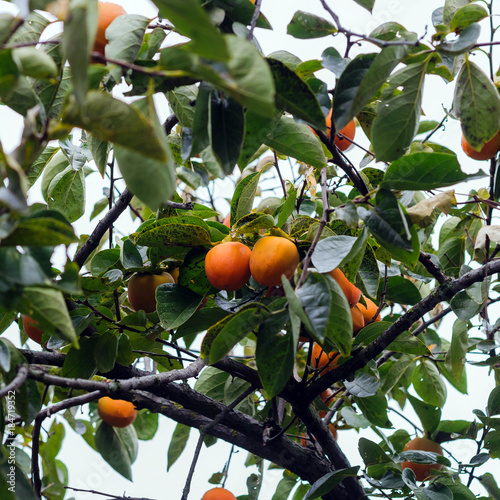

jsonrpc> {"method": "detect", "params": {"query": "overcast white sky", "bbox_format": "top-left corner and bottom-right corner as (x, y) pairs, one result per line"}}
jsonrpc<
(0, 0), (499, 498)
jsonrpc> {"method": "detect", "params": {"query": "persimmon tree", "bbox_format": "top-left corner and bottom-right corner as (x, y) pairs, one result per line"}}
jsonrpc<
(1, 0), (500, 499)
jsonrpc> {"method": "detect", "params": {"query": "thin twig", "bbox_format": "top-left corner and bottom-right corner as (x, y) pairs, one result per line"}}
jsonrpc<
(247, 0), (262, 41)
(32, 391), (103, 497)
(181, 386), (255, 500)
(296, 168), (330, 288)
(273, 150), (287, 200)
(0, 364), (28, 398)
(64, 485), (157, 500)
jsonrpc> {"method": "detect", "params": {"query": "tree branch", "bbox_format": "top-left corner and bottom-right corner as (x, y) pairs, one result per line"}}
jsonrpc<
(73, 188), (133, 268)
(32, 391), (103, 498)
(0, 364), (28, 398)
(307, 258), (500, 398)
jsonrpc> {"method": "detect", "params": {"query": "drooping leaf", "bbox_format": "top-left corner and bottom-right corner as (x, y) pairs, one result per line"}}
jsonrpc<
(209, 91), (245, 176)
(264, 116), (327, 169)
(95, 422), (138, 480)
(333, 45), (408, 131)
(453, 60), (500, 150)
(382, 152), (484, 190)
(412, 360), (447, 408)
(167, 423), (191, 471)
(267, 58), (326, 130)
(153, 0), (229, 61)
(156, 283), (204, 330)
(371, 60), (429, 162)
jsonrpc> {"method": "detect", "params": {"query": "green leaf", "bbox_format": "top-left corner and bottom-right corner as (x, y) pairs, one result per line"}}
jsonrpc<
(444, 319), (468, 382)
(10, 11), (50, 45)
(167, 423), (191, 471)
(173, 307), (230, 340)
(12, 46), (58, 79)
(156, 283), (203, 330)
(382, 152), (484, 190)
(358, 438), (394, 466)
(230, 172), (261, 226)
(47, 166), (85, 222)
(135, 216), (212, 247)
(133, 410), (159, 441)
(353, 392), (392, 428)
(87, 134), (109, 177)
(277, 190), (297, 229)
(382, 276), (422, 305)
(267, 58), (326, 130)
(450, 289), (482, 320)
(438, 23), (481, 54)
(479, 473), (500, 499)
(488, 386), (500, 416)
(166, 85), (198, 129)
(287, 11), (337, 39)
(372, 60), (428, 162)
(443, 0), (470, 25)
(194, 366), (229, 400)
(256, 311), (295, 397)
(333, 46), (408, 131)
(90, 248), (120, 276)
(358, 189), (420, 268)
(41, 151), (69, 201)
(297, 272), (352, 356)
(105, 14), (149, 81)
(353, 0), (374, 12)
(303, 467), (360, 499)
(412, 360), (447, 408)
(321, 47), (349, 78)
(381, 355), (416, 393)
(344, 373), (379, 398)
(62, 91), (169, 162)
(311, 232), (367, 274)
(387, 332), (431, 355)
(453, 60), (500, 150)
(203, 305), (270, 364)
(450, 4), (488, 32)
(62, 336), (98, 379)
(95, 422), (138, 480)
(407, 393), (442, 435)
(210, 92), (245, 176)
(153, 0), (229, 61)
(93, 332), (118, 373)
(120, 239), (143, 270)
(264, 116), (327, 169)
(21, 286), (78, 347)
(0, 216), (77, 247)
(61, 0), (97, 106)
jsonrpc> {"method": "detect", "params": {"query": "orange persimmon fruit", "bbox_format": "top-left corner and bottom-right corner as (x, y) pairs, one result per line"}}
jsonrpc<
(201, 487), (237, 500)
(93, 2), (127, 56)
(328, 268), (362, 307)
(205, 241), (252, 291)
(461, 131), (500, 161)
(351, 305), (365, 334)
(127, 272), (175, 313)
(311, 343), (341, 374)
(21, 315), (44, 345)
(249, 236), (300, 287)
(97, 397), (137, 428)
(357, 297), (381, 323)
(401, 436), (443, 481)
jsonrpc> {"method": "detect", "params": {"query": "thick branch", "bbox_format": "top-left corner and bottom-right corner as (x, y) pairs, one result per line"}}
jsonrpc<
(307, 259), (500, 398)
(73, 189), (133, 268)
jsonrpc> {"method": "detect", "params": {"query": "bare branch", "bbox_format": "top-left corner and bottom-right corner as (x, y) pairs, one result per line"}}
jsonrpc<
(74, 189), (134, 268)
(0, 364), (28, 398)
(32, 391), (103, 497)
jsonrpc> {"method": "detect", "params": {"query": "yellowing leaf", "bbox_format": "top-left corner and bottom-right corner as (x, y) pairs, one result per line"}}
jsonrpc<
(474, 225), (500, 262)
(407, 190), (456, 227)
